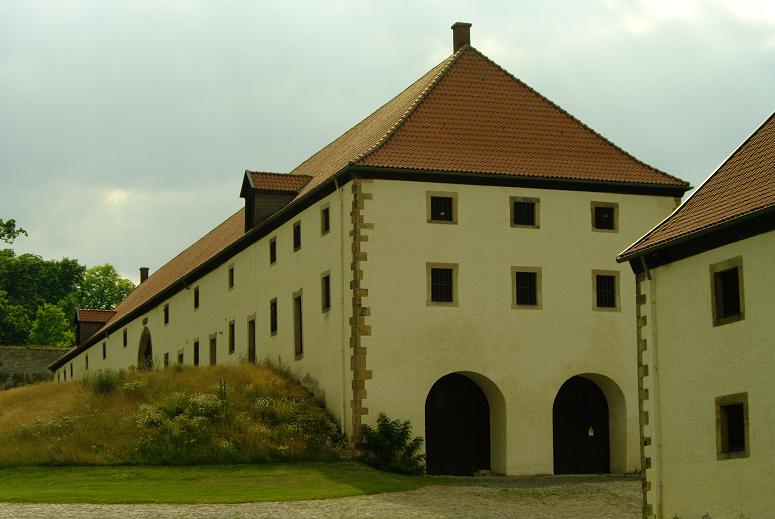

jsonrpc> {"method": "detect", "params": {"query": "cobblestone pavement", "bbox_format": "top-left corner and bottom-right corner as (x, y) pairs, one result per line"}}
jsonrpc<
(0, 475), (641, 519)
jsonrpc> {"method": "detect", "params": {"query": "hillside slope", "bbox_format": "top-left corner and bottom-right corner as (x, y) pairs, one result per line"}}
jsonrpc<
(0, 364), (345, 466)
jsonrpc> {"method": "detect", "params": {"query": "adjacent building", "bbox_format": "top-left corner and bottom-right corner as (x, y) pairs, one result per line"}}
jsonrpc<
(51, 23), (690, 476)
(619, 112), (775, 518)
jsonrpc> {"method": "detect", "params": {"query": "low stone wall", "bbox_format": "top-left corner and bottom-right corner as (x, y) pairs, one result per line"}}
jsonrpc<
(0, 345), (65, 390)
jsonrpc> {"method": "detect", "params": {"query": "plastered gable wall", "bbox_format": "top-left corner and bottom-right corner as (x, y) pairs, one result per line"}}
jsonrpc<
(358, 178), (678, 475)
(59, 187), (355, 432)
(644, 230), (775, 519)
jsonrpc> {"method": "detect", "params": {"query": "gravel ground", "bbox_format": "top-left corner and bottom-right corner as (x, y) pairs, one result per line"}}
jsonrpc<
(0, 474), (642, 519)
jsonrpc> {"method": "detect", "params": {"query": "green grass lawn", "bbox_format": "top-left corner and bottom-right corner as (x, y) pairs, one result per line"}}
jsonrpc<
(0, 462), (429, 504)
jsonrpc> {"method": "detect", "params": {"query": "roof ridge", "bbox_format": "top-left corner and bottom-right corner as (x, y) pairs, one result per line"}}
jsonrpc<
(465, 47), (689, 188)
(350, 46), (468, 166)
(618, 110), (775, 259)
(246, 170), (312, 178)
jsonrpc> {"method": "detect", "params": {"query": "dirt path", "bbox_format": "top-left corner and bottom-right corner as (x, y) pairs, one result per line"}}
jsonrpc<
(0, 475), (642, 518)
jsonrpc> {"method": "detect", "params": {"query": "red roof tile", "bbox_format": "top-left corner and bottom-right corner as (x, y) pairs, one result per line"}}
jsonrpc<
(293, 46), (687, 195)
(247, 171), (312, 192)
(620, 112), (775, 260)
(76, 309), (116, 323)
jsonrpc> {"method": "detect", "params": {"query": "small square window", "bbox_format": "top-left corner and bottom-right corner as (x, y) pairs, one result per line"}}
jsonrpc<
(194, 287), (200, 309)
(711, 257), (744, 326)
(123, 329), (127, 347)
(321, 206), (330, 235)
(193, 340), (200, 366)
(228, 320), (235, 354)
(512, 267), (542, 308)
(228, 266), (234, 289)
(270, 298), (278, 335)
(269, 237), (277, 264)
(716, 393), (749, 460)
(426, 192), (458, 224)
(510, 197), (540, 228)
(102, 342), (106, 360)
(321, 273), (331, 312)
(163, 304), (169, 324)
(592, 271), (620, 311)
(427, 263), (458, 305)
(591, 202), (618, 231)
(293, 221), (302, 251)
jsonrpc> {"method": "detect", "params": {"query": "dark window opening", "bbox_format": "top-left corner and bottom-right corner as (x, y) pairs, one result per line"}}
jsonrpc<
(85, 355), (89, 370)
(194, 287), (200, 309)
(193, 341), (200, 366)
(293, 222), (301, 251)
(594, 206), (615, 230)
(293, 294), (303, 357)
(430, 196), (454, 222)
(596, 275), (616, 308)
(715, 267), (741, 320)
(70, 363), (73, 378)
(431, 268), (454, 302)
(270, 299), (278, 335)
(228, 267), (234, 289)
(163, 304), (169, 324)
(513, 201), (536, 226)
(515, 271), (538, 305)
(209, 337), (217, 366)
(102, 342), (106, 360)
(163, 352), (169, 368)
(228, 321), (235, 354)
(123, 329), (127, 347)
(177, 351), (184, 365)
(321, 207), (330, 234)
(269, 238), (277, 264)
(720, 403), (746, 455)
(321, 274), (331, 312)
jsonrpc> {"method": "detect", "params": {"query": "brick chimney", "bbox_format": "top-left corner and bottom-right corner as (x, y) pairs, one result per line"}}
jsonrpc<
(139, 267), (149, 283)
(451, 22), (472, 52)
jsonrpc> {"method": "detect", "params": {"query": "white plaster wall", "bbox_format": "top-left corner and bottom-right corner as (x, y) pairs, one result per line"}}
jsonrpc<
(648, 230), (775, 519)
(61, 187), (354, 432)
(360, 179), (678, 475)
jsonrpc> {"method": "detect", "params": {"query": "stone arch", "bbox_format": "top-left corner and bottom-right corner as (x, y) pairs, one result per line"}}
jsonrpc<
(137, 327), (153, 369)
(552, 373), (626, 473)
(425, 371), (507, 475)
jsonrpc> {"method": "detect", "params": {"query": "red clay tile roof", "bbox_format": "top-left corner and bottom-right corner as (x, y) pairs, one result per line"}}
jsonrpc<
(76, 309), (116, 323)
(293, 46), (687, 195)
(247, 171), (312, 192)
(620, 112), (775, 260)
(69, 44), (688, 354)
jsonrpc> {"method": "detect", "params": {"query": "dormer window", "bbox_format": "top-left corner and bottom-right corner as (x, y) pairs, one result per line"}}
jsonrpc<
(240, 171), (312, 232)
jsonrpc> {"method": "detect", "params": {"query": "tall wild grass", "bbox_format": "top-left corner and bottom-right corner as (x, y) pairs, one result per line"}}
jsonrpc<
(0, 363), (345, 466)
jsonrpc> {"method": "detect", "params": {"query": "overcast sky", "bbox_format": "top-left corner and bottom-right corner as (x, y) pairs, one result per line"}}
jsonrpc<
(1, 0), (773, 283)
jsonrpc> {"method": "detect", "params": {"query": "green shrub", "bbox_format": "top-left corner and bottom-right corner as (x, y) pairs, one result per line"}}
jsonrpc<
(84, 370), (121, 394)
(360, 412), (425, 475)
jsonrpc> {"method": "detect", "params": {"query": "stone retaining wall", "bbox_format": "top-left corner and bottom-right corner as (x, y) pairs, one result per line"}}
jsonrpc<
(0, 345), (64, 390)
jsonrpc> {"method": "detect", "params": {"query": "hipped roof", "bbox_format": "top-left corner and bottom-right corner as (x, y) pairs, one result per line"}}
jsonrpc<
(620, 112), (775, 261)
(54, 44), (688, 368)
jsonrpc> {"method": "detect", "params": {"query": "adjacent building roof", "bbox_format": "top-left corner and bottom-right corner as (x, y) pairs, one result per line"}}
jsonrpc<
(293, 45), (688, 196)
(246, 171), (312, 193)
(75, 309), (116, 323)
(55, 39), (689, 366)
(620, 112), (775, 261)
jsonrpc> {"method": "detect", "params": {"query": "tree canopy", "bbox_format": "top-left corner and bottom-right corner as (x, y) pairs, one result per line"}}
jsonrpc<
(28, 304), (74, 347)
(0, 219), (27, 244)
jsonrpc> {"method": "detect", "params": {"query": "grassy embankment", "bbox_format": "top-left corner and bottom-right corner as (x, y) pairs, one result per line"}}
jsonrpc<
(0, 364), (429, 502)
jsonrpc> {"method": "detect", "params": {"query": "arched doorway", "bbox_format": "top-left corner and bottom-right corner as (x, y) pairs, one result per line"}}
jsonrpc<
(553, 376), (610, 474)
(425, 373), (490, 475)
(138, 327), (153, 369)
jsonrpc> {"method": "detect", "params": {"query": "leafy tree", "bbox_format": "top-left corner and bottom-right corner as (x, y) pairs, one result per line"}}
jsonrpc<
(0, 219), (27, 244)
(360, 412), (425, 475)
(76, 264), (135, 310)
(28, 303), (74, 348)
(0, 290), (31, 344)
